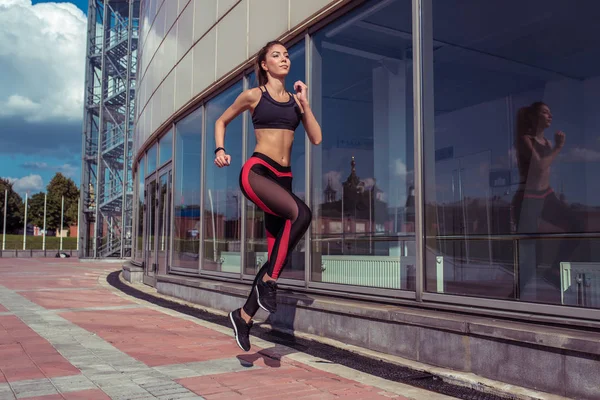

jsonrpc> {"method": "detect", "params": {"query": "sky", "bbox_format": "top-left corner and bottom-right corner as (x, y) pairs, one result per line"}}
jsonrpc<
(0, 0), (88, 197)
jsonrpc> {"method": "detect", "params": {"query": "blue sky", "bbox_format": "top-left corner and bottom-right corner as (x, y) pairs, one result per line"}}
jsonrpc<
(0, 0), (88, 196)
(32, 0), (87, 12)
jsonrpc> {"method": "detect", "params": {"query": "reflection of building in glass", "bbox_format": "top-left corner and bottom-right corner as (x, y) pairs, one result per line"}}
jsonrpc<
(318, 157), (393, 254)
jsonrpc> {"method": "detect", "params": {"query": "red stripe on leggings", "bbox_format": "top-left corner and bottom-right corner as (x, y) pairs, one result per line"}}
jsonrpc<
(241, 159), (276, 215)
(524, 188), (554, 199)
(266, 231), (275, 256)
(272, 220), (291, 279)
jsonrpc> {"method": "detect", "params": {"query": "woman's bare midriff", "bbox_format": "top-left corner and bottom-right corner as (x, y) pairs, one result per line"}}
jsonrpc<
(523, 170), (551, 192)
(254, 129), (295, 166)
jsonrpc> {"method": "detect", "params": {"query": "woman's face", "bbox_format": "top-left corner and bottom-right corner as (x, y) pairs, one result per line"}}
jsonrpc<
(538, 105), (553, 129)
(262, 44), (290, 78)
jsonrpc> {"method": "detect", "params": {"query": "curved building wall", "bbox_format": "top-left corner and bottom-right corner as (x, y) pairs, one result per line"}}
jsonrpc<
(128, 1), (600, 397)
(134, 0), (336, 155)
(131, 0), (600, 327)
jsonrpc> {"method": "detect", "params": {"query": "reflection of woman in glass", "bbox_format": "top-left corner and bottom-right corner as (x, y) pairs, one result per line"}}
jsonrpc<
(214, 41), (322, 351)
(513, 102), (581, 300)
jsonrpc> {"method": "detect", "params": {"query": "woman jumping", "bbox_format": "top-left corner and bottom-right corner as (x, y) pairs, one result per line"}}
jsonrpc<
(513, 101), (583, 301)
(213, 40), (322, 351)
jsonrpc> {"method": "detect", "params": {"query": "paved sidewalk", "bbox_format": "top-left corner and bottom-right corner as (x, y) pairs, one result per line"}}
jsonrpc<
(0, 258), (454, 400)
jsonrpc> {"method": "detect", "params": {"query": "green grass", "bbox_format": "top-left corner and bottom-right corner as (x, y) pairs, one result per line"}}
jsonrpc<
(0, 234), (77, 250)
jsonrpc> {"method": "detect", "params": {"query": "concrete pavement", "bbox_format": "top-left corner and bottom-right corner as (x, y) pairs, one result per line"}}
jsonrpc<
(0, 258), (459, 400)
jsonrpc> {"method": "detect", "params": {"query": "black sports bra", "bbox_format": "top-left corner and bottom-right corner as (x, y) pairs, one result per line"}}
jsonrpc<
(251, 86), (303, 131)
(516, 136), (553, 182)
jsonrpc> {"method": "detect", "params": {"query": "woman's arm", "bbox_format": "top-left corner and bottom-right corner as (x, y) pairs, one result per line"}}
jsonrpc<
(294, 81), (322, 145)
(521, 133), (565, 171)
(214, 88), (261, 168)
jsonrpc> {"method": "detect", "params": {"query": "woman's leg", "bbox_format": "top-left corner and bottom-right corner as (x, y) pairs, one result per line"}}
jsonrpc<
(540, 192), (584, 289)
(242, 214), (284, 318)
(240, 169), (311, 317)
(230, 157), (312, 351)
(514, 192), (543, 300)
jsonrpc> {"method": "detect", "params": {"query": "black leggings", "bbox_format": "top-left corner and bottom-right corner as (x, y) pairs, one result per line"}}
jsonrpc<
(239, 152), (312, 317)
(512, 187), (583, 290)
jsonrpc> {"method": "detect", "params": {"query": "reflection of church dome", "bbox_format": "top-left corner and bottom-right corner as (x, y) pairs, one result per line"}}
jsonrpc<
(319, 156), (387, 222)
(343, 156), (361, 191)
(324, 178), (336, 203)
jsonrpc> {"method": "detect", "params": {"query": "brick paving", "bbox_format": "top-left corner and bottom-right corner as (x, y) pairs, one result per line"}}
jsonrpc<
(16, 389), (111, 400)
(0, 315), (80, 382)
(177, 366), (403, 399)
(0, 258), (450, 400)
(20, 289), (134, 310)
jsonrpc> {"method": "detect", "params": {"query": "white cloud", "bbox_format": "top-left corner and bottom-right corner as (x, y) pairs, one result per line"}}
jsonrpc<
(0, 0), (29, 7)
(0, 0), (86, 122)
(21, 161), (78, 178)
(561, 147), (600, 163)
(5, 174), (44, 195)
(58, 163), (78, 178)
(394, 159), (407, 176)
(21, 161), (49, 169)
(0, 94), (42, 117)
(510, 146), (600, 164)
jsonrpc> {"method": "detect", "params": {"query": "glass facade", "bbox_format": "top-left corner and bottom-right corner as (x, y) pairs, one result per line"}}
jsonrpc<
(310, 0), (415, 291)
(159, 129), (173, 166)
(203, 81), (244, 274)
(134, 0), (600, 319)
(134, 156), (145, 262)
(422, 0), (600, 310)
(172, 108), (202, 271)
(147, 143), (158, 174)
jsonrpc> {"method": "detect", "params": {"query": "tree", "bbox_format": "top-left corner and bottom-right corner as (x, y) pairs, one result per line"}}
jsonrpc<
(0, 178), (24, 234)
(65, 200), (79, 235)
(28, 192), (46, 229)
(46, 173), (80, 232)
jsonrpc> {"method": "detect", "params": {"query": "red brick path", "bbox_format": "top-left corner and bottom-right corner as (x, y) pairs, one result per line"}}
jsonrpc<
(0, 316), (79, 382)
(0, 258), (415, 399)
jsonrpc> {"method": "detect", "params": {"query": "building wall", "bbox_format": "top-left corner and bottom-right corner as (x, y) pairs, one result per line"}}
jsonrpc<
(131, 0), (600, 322)
(134, 0), (337, 155)
(128, 2), (600, 394)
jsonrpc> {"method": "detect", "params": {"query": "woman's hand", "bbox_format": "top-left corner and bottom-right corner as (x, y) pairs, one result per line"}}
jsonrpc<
(294, 80), (309, 106)
(292, 80), (322, 145)
(554, 131), (566, 149)
(214, 150), (231, 168)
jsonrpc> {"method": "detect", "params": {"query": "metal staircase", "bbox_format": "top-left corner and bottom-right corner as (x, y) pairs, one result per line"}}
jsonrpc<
(80, 0), (140, 258)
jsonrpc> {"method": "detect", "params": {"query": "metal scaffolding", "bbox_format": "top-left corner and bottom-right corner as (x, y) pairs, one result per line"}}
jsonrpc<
(80, 0), (140, 258)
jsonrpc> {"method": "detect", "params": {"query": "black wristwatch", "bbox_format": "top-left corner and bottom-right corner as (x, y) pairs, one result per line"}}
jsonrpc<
(214, 147), (225, 155)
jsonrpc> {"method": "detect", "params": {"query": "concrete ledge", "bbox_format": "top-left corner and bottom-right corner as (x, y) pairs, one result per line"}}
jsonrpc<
(156, 273), (600, 399)
(0, 250), (76, 258)
(122, 261), (144, 283)
(0, 250), (17, 258)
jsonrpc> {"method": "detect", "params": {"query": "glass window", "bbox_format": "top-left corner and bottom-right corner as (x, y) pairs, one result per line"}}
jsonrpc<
(159, 129), (173, 166)
(423, 0), (600, 308)
(135, 156), (145, 262)
(310, 0), (415, 291)
(173, 108), (202, 271)
(147, 143), (158, 174)
(244, 41), (307, 281)
(203, 81), (244, 274)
